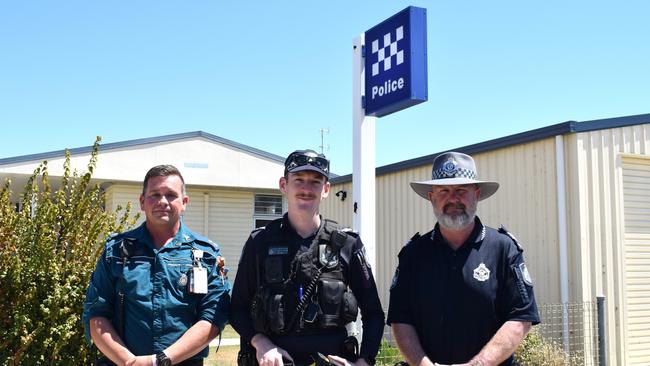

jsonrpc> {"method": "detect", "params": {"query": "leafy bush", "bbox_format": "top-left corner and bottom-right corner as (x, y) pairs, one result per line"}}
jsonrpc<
(515, 327), (584, 366)
(377, 339), (402, 366)
(0, 138), (139, 365)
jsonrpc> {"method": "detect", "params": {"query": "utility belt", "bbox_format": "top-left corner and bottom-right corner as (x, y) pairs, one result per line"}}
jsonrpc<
(96, 357), (204, 366)
(237, 334), (359, 366)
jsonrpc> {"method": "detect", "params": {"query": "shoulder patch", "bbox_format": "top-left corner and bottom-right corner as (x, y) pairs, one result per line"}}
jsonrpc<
(519, 263), (533, 286)
(498, 225), (524, 252)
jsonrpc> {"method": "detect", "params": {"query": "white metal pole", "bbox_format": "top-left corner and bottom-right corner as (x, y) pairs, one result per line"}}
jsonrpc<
(352, 34), (377, 270)
(555, 135), (570, 353)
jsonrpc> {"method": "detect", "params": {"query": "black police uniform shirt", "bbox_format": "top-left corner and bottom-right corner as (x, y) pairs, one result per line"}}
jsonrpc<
(229, 213), (385, 365)
(387, 217), (540, 366)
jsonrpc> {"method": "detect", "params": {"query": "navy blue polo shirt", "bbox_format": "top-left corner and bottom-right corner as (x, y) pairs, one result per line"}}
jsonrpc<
(387, 217), (539, 365)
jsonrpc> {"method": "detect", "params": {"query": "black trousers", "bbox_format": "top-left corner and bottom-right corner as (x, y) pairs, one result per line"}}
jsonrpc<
(96, 357), (203, 366)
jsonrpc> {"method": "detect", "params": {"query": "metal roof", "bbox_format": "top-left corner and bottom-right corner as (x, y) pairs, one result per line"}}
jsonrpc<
(331, 112), (650, 184)
(0, 131), (285, 166)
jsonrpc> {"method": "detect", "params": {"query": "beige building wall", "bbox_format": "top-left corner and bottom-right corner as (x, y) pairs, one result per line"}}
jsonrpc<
(207, 188), (258, 281)
(621, 155), (650, 365)
(566, 124), (650, 365)
(321, 181), (354, 228)
(104, 184), (142, 225)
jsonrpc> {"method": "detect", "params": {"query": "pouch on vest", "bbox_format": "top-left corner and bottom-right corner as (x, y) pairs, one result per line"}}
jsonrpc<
(251, 284), (298, 334)
(251, 287), (269, 334)
(341, 291), (358, 323)
(318, 279), (346, 328)
(265, 256), (285, 284)
(268, 293), (286, 333)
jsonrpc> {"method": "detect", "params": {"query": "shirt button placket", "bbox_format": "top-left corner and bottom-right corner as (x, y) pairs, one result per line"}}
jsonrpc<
(152, 252), (164, 351)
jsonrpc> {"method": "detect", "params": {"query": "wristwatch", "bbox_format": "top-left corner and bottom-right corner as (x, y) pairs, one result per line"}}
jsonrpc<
(156, 351), (172, 366)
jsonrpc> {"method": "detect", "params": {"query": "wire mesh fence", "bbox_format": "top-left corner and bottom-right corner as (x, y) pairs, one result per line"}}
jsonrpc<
(376, 300), (603, 366)
(534, 301), (601, 366)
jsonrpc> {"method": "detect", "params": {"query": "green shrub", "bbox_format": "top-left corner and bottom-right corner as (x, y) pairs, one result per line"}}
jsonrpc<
(0, 138), (139, 365)
(377, 339), (402, 366)
(515, 327), (584, 366)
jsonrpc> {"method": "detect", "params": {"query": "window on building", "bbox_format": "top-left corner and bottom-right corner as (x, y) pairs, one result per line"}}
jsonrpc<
(254, 194), (283, 228)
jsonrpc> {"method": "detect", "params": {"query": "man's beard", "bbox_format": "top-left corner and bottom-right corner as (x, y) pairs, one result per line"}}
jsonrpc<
(434, 202), (477, 230)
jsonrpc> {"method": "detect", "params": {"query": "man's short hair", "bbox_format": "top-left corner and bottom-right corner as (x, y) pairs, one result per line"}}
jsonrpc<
(142, 164), (186, 195)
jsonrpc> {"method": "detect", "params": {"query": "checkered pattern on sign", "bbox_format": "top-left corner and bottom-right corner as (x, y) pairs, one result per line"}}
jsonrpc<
(370, 25), (404, 76)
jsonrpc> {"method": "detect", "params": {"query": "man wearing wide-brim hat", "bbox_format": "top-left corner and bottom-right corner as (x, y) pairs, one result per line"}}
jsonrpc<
(387, 152), (540, 366)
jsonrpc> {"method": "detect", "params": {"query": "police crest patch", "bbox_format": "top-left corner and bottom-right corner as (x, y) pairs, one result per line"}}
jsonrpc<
(520, 263), (533, 286)
(178, 273), (188, 287)
(441, 158), (458, 177)
(473, 263), (490, 282)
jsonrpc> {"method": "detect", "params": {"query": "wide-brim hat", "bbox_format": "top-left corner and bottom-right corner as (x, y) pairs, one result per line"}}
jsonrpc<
(410, 151), (499, 201)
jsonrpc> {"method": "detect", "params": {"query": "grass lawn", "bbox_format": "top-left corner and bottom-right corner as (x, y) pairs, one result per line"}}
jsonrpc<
(205, 325), (240, 366)
(221, 324), (239, 339)
(206, 345), (239, 366)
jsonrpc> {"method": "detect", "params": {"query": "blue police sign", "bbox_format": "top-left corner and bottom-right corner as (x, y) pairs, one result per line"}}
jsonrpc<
(364, 6), (427, 117)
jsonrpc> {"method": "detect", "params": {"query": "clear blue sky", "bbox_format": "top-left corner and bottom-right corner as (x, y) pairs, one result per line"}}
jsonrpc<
(1, 1), (649, 175)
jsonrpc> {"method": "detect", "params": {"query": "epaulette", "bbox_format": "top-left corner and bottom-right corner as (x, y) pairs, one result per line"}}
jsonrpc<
(191, 233), (220, 252)
(104, 232), (126, 256)
(398, 232), (420, 257)
(250, 217), (283, 240)
(341, 227), (359, 237)
(250, 226), (265, 240)
(498, 225), (524, 252)
(406, 232), (421, 246)
(105, 231), (125, 244)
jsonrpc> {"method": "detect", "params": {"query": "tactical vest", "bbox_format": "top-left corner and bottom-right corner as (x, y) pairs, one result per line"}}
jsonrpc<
(250, 218), (359, 335)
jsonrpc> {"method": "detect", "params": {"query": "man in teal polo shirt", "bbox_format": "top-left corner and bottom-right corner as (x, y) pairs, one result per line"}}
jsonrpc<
(83, 165), (230, 366)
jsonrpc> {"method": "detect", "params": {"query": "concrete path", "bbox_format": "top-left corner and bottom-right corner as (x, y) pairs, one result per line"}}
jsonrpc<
(210, 337), (240, 347)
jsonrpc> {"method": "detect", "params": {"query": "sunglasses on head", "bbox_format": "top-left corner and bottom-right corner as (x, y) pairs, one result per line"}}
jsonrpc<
(285, 151), (329, 173)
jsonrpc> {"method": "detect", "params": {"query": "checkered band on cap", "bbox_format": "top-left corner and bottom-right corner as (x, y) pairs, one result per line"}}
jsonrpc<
(431, 165), (477, 180)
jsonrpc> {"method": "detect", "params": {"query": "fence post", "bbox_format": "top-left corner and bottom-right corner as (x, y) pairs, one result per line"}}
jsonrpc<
(597, 295), (607, 366)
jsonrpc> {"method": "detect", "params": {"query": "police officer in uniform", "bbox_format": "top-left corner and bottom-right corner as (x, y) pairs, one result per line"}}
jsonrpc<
(83, 165), (230, 366)
(230, 149), (385, 366)
(387, 152), (539, 366)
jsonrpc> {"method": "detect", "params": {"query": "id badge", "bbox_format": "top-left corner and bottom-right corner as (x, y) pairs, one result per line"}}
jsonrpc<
(189, 267), (208, 294)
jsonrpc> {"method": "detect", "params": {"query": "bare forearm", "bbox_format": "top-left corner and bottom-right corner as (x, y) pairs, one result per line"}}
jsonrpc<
(470, 321), (531, 366)
(391, 323), (434, 366)
(164, 320), (220, 364)
(89, 316), (135, 365)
